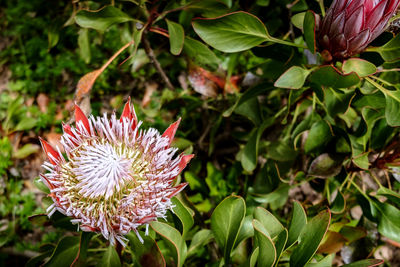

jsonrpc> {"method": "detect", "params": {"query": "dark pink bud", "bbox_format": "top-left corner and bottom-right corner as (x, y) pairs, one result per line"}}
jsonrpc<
(318, 0), (400, 60)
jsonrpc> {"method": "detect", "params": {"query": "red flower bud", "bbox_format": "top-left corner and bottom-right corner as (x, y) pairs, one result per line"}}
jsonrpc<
(318, 0), (400, 60)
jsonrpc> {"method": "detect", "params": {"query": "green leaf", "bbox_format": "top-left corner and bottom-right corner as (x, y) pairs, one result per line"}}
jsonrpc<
(211, 195), (245, 264)
(166, 20), (184, 55)
(331, 190), (346, 214)
(183, 37), (219, 70)
(99, 245), (121, 267)
(249, 247), (259, 267)
(15, 117), (37, 131)
(187, 229), (214, 257)
(372, 34), (400, 62)
(192, 11), (270, 53)
(376, 187), (400, 206)
(324, 87), (354, 117)
(274, 229), (288, 262)
(72, 232), (94, 267)
(48, 24), (60, 50)
(252, 184), (290, 210)
(241, 118), (274, 172)
(43, 236), (80, 267)
(339, 226), (366, 243)
(290, 210), (331, 267)
(234, 215), (254, 247)
(26, 245), (55, 267)
(223, 83), (271, 117)
(234, 96), (262, 125)
(78, 29), (91, 64)
(307, 153), (343, 178)
(274, 66), (311, 89)
(305, 254), (335, 267)
(254, 207), (284, 238)
(13, 143), (40, 159)
(75, 6), (133, 31)
(370, 198), (400, 243)
(342, 58), (376, 77)
(303, 11), (316, 54)
(286, 201), (307, 248)
(151, 221), (187, 267)
(291, 12), (306, 30)
(127, 232), (165, 266)
(341, 259), (384, 267)
(304, 120), (332, 154)
(171, 197), (194, 238)
(252, 220), (277, 267)
(310, 65), (360, 88)
(33, 177), (50, 194)
(384, 89), (400, 126)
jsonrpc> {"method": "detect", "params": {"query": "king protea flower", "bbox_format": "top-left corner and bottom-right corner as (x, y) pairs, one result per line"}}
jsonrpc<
(39, 99), (193, 245)
(318, 0), (400, 60)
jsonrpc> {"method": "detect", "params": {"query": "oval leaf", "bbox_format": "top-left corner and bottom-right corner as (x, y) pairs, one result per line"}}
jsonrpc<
(99, 245), (121, 267)
(151, 221), (187, 267)
(166, 20), (184, 55)
(289, 210), (331, 267)
(254, 207), (284, 238)
(286, 201), (307, 248)
(303, 11), (316, 54)
(342, 58), (376, 77)
(171, 197), (194, 238)
(75, 6), (132, 31)
(192, 11), (270, 53)
(310, 65), (360, 88)
(183, 37), (220, 70)
(252, 219), (277, 267)
(274, 66), (311, 89)
(43, 236), (80, 267)
(211, 195), (246, 263)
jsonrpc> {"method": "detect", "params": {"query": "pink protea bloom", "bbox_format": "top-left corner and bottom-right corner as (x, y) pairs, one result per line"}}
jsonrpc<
(39, 99), (193, 245)
(318, 0), (400, 60)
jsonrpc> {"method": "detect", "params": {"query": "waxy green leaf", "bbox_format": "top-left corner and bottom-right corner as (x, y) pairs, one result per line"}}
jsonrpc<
(75, 6), (133, 31)
(290, 210), (331, 267)
(166, 20), (184, 55)
(151, 221), (187, 267)
(211, 195), (245, 264)
(252, 219), (277, 267)
(193, 12), (270, 53)
(274, 66), (311, 89)
(99, 245), (121, 267)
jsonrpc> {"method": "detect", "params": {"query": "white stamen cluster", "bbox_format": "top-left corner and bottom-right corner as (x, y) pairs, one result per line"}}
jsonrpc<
(41, 112), (186, 245)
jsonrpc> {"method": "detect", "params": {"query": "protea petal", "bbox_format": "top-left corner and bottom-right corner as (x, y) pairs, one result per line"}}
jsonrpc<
(365, 0), (387, 29)
(120, 97), (137, 129)
(40, 100), (192, 246)
(178, 154), (195, 171)
(162, 118), (181, 146)
(39, 137), (61, 165)
(74, 104), (91, 135)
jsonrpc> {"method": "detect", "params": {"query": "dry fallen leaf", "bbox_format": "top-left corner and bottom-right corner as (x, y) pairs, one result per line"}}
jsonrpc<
(36, 93), (50, 113)
(142, 82), (158, 107)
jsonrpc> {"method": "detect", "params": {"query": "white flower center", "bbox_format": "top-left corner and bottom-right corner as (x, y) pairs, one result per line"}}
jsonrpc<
(68, 140), (145, 199)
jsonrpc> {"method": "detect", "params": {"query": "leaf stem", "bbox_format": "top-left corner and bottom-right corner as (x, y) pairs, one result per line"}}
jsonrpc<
(365, 76), (400, 102)
(268, 36), (306, 48)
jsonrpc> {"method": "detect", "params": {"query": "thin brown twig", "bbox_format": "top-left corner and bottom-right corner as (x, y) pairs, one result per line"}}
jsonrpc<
(142, 34), (174, 90)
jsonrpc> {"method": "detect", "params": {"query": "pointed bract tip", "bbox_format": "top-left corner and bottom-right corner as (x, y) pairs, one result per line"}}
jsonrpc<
(178, 154), (194, 171)
(74, 104), (91, 134)
(120, 97), (137, 124)
(39, 137), (60, 165)
(162, 118), (181, 146)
